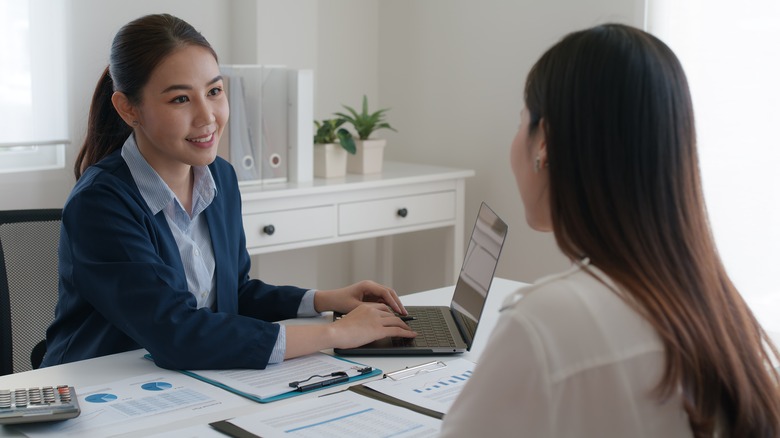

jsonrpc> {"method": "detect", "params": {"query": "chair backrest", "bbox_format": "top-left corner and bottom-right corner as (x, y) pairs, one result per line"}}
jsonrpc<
(0, 209), (62, 375)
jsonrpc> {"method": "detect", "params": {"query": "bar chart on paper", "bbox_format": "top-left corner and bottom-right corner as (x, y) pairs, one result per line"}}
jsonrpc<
(365, 358), (476, 414)
(414, 369), (473, 394)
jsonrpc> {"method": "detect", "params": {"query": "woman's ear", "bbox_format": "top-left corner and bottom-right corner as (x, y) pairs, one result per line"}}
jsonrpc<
(111, 92), (139, 128)
(536, 118), (548, 168)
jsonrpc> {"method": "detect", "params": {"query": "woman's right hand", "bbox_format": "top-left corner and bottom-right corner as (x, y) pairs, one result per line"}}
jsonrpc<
(330, 303), (417, 349)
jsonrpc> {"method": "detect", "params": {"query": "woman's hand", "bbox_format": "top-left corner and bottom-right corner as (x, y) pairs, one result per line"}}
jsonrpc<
(314, 280), (408, 316)
(330, 303), (417, 349)
(284, 301), (417, 358)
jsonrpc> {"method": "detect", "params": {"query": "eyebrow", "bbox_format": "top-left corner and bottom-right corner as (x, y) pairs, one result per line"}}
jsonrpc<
(160, 75), (223, 94)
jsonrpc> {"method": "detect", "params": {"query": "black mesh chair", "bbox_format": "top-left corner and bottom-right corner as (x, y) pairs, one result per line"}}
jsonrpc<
(0, 209), (62, 375)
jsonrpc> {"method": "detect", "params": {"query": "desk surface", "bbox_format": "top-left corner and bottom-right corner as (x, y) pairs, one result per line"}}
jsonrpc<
(3, 277), (778, 437)
(0, 278), (523, 437)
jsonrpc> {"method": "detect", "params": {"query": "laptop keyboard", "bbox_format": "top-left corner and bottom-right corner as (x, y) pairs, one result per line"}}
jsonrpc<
(393, 308), (457, 347)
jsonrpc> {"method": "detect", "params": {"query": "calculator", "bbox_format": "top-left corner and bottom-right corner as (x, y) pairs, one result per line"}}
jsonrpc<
(0, 386), (80, 425)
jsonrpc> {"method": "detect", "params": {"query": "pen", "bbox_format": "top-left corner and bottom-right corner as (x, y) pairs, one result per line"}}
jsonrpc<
(400, 316), (416, 322)
(296, 374), (350, 392)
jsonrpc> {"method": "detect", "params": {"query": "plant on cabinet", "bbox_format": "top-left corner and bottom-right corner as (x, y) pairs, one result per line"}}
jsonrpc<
(312, 119), (356, 178)
(335, 95), (397, 174)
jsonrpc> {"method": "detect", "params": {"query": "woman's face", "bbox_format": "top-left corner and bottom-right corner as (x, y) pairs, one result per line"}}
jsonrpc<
(131, 44), (228, 179)
(510, 107), (552, 231)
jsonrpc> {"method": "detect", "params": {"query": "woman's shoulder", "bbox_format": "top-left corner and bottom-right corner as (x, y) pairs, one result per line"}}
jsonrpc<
(500, 264), (664, 375)
(68, 152), (135, 200)
(504, 264), (636, 325)
(506, 263), (616, 310)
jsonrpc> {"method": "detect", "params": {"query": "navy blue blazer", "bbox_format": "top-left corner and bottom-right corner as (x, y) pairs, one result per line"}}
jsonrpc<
(42, 151), (307, 370)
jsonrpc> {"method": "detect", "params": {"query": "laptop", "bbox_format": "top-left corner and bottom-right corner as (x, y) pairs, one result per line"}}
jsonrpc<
(334, 202), (508, 355)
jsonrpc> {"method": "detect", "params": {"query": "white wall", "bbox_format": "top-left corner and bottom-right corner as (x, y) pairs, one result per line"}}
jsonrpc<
(378, 0), (644, 289)
(0, 0), (232, 211)
(2, 0), (643, 293)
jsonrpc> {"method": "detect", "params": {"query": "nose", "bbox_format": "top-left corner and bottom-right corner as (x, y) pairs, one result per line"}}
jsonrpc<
(193, 97), (217, 128)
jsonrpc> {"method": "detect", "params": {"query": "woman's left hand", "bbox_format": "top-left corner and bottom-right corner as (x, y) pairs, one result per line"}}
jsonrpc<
(314, 280), (408, 316)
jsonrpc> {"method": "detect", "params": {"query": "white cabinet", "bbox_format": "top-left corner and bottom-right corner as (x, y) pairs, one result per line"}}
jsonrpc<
(338, 191), (455, 236)
(240, 161), (474, 284)
(243, 205), (335, 248)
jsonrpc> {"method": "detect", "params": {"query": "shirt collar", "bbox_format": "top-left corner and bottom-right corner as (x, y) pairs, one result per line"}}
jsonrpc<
(120, 135), (217, 216)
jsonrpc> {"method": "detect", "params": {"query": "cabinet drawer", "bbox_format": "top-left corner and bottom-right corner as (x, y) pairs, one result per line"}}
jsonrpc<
(244, 206), (335, 248)
(339, 192), (455, 235)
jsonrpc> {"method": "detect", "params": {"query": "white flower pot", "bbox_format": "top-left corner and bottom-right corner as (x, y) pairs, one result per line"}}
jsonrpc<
(347, 139), (386, 174)
(313, 143), (348, 178)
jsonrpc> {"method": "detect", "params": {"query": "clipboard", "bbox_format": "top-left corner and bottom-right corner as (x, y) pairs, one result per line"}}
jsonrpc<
(347, 361), (451, 420)
(143, 353), (382, 403)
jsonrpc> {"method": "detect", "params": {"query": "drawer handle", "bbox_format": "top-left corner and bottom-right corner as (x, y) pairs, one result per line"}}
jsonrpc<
(262, 225), (276, 235)
(397, 208), (408, 218)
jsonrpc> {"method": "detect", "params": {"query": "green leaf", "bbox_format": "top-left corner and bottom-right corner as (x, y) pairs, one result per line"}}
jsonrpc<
(337, 129), (356, 154)
(334, 95), (396, 141)
(376, 122), (397, 132)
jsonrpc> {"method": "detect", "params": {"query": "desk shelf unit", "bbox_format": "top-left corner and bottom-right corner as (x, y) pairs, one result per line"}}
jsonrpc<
(239, 161), (475, 285)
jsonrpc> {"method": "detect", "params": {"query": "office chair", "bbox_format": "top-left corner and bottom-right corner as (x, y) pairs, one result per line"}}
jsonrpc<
(0, 209), (62, 375)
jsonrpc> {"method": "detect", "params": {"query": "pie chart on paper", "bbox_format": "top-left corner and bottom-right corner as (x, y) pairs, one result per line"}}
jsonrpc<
(141, 381), (173, 391)
(85, 393), (118, 403)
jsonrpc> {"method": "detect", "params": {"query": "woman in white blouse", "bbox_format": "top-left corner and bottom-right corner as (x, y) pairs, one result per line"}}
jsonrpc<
(440, 23), (780, 437)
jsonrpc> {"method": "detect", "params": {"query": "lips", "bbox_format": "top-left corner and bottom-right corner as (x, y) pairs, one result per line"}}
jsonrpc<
(187, 132), (214, 143)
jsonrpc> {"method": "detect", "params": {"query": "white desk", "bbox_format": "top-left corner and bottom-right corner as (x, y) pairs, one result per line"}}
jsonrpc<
(240, 161), (474, 285)
(0, 278), (523, 437)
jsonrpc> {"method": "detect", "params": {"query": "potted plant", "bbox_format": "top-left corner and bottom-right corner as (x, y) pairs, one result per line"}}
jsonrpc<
(312, 118), (356, 178)
(335, 95), (397, 174)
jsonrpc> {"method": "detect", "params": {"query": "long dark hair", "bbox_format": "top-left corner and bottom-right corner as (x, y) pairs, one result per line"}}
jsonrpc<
(74, 14), (217, 180)
(525, 23), (780, 436)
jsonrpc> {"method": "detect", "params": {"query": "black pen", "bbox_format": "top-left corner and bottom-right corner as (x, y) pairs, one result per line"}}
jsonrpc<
(296, 374), (350, 392)
(400, 316), (416, 322)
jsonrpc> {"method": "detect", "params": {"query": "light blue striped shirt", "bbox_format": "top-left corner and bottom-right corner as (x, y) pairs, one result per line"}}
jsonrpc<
(120, 135), (316, 363)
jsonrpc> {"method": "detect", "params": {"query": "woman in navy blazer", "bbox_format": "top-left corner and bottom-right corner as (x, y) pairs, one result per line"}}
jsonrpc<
(42, 13), (415, 370)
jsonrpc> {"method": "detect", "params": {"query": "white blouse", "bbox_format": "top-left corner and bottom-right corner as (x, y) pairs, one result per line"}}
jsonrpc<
(440, 262), (692, 437)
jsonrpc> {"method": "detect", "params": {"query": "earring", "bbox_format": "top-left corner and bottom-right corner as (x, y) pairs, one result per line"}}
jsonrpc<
(534, 156), (548, 173)
(132, 120), (139, 126)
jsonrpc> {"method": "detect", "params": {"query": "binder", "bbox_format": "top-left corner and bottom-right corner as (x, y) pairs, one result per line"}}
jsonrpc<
(222, 73), (261, 181)
(217, 65), (313, 184)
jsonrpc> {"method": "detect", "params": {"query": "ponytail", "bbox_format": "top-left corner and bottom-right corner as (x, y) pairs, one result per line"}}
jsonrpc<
(73, 67), (131, 180)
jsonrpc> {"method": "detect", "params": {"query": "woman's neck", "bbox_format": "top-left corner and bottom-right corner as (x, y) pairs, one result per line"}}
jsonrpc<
(162, 166), (194, 215)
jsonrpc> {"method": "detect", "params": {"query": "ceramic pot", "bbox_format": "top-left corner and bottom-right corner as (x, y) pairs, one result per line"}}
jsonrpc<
(347, 139), (386, 174)
(313, 143), (348, 178)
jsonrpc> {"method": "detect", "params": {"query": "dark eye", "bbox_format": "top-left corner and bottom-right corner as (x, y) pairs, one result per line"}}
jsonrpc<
(208, 87), (223, 97)
(171, 95), (189, 104)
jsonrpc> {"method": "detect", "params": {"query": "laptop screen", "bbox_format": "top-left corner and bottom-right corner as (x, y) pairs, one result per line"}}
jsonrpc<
(450, 203), (508, 344)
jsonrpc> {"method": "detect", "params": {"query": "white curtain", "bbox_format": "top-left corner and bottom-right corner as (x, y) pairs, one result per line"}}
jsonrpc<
(647, 0), (780, 333)
(0, 0), (67, 172)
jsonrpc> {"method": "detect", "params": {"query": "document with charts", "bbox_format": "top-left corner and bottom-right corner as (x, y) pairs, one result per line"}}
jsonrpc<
(364, 357), (476, 415)
(218, 390), (441, 437)
(12, 372), (244, 438)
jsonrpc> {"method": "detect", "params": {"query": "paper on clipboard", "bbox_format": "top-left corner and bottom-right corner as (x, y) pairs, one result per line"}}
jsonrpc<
(144, 353), (380, 403)
(364, 358), (476, 414)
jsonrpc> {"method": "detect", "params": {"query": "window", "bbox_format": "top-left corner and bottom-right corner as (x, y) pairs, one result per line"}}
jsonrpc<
(647, 1), (780, 333)
(0, 0), (68, 173)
